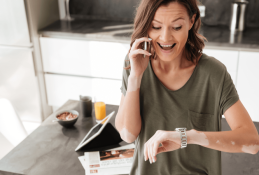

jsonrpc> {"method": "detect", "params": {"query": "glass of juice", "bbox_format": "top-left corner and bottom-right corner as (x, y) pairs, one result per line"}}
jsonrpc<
(94, 102), (106, 123)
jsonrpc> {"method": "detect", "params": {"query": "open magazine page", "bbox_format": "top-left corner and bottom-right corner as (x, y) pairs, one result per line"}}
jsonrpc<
(79, 155), (132, 175)
(83, 144), (135, 175)
(88, 166), (132, 175)
(86, 148), (134, 168)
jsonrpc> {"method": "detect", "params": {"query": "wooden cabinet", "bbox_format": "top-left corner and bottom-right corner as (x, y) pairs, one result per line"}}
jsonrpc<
(236, 51), (259, 122)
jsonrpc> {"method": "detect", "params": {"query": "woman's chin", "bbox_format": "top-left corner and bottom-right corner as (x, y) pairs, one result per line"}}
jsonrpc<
(156, 52), (175, 61)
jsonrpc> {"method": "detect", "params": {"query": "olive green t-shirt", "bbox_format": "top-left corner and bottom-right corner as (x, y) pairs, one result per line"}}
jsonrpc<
(120, 53), (239, 175)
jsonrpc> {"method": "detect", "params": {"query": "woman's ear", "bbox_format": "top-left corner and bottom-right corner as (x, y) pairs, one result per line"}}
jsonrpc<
(189, 14), (196, 30)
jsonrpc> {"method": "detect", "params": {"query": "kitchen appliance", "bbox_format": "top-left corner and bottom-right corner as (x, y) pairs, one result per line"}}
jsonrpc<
(58, 0), (74, 20)
(229, 0), (249, 32)
(0, 0), (41, 123)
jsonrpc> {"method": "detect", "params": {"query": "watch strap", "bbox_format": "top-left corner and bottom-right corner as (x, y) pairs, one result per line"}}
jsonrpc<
(175, 128), (187, 149)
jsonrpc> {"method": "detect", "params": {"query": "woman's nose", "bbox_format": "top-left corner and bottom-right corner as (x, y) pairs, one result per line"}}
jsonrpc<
(160, 28), (172, 43)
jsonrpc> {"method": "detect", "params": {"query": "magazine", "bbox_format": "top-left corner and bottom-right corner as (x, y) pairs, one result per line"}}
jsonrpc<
(78, 144), (135, 175)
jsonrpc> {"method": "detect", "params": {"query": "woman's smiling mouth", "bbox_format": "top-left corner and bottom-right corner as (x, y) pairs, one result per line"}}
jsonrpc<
(157, 42), (176, 52)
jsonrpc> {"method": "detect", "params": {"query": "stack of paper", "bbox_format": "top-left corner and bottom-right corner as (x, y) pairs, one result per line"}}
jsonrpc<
(78, 143), (135, 175)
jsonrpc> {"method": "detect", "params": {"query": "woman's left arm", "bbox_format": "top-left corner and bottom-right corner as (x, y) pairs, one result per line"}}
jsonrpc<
(188, 99), (259, 154)
(145, 100), (259, 164)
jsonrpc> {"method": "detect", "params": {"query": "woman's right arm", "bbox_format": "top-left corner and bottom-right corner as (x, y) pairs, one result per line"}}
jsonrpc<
(115, 37), (152, 143)
(115, 74), (143, 143)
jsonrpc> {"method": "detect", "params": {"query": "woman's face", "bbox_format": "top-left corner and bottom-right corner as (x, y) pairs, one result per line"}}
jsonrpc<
(148, 2), (196, 61)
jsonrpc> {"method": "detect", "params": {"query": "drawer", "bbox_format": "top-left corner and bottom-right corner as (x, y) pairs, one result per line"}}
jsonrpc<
(45, 74), (122, 107)
(203, 49), (238, 72)
(40, 37), (130, 79)
(236, 51), (259, 122)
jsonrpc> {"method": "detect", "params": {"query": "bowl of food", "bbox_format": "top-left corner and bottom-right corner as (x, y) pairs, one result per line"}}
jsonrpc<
(54, 110), (79, 127)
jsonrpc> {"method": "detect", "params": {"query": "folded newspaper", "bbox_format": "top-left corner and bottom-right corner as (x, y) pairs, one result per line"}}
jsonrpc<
(78, 143), (135, 175)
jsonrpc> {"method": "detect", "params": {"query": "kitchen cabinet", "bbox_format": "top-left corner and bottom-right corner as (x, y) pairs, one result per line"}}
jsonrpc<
(45, 74), (121, 107)
(40, 37), (259, 121)
(0, 46), (41, 122)
(40, 37), (130, 79)
(236, 51), (259, 122)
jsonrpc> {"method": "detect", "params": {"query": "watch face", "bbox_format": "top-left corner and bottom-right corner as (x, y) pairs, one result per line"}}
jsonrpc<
(175, 128), (186, 131)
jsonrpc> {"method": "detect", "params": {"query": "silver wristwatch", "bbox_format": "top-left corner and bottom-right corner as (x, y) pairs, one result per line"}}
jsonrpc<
(175, 128), (187, 149)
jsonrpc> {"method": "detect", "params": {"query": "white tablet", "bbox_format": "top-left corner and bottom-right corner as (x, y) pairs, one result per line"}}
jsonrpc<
(75, 111), (115, 151)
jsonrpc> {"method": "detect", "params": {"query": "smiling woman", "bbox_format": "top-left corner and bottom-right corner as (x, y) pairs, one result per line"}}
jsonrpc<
(115, 0), (259, 175)
(127, 0), (206, 66)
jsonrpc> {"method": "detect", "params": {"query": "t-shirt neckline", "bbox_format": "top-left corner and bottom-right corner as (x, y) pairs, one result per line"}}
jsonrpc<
(150, 53), (203, 93)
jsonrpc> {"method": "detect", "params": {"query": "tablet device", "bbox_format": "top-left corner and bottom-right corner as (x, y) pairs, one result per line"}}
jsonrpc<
(75, 111), (115, 151)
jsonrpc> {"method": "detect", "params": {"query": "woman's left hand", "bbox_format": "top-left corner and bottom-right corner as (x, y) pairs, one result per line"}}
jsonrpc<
(144, 130), (182, 164)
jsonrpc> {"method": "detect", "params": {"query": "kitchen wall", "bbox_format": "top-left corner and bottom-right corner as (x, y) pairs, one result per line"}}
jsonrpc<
(200, 0), (259, 27)
(70, 0), (139, 22)
(70, 0), (259, 27)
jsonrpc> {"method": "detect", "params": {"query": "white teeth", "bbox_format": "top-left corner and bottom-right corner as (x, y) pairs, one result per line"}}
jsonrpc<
(158, 43), (175, 47)
(161, 44), (173, 47)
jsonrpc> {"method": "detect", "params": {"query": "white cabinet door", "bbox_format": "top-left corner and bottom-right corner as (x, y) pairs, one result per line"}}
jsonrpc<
(203, 49), (238, 85)
(0, 0), (31, 46)
(40, 37), (130, 79)
(237, 51), (259, 122)
(45, 74), (122, 107)
(0, 46), (41, 122)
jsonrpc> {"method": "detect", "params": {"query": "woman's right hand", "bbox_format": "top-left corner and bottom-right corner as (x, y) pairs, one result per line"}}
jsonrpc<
(128, 37), (152, 78)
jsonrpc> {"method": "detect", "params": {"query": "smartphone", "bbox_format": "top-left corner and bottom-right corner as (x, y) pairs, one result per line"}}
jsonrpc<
(143, 41), (151, 58)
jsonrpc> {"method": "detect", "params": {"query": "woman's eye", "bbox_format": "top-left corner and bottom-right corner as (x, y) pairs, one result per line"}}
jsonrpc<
(152, 26), (161, 30)
(174, 26), (182, 31)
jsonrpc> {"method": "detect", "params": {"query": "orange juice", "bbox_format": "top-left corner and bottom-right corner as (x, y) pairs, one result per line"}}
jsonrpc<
(94, 102), (106, 120)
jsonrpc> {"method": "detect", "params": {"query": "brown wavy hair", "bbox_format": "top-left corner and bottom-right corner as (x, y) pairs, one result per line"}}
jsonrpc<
(124, 0), (207, 69)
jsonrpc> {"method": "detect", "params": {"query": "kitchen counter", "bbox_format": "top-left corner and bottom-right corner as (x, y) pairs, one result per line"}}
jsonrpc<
(39, 19), (259, 51)
(0, 100), (128, 175)
(0, 100), (259, 175)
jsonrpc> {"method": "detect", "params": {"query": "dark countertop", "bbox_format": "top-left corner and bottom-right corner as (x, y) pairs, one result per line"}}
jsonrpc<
(0, 100), (258, 175)
(0, 100), (128, 175)
(39, 19), (259, 51)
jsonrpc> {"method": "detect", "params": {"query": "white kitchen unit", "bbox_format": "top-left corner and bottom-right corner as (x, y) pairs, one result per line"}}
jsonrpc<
(40, 37), (130, 79)
(0, 0), (58, 123)
(0, 46), (41, 122)
(236, 51), (259, 122)
(203, 48), (239, 85)
(45, 74), (121, 107)
(40, 36), (259, 122)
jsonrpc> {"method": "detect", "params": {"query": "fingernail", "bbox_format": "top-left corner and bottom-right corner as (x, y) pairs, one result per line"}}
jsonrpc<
(149, 159), (152, 164)
(153, 157), (155, 163)
(148, 38), (152, 41)
(149, 53), (152, 55)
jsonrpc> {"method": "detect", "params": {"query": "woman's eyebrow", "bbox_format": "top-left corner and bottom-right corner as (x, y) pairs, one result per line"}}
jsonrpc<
(153, 17), (184, 24)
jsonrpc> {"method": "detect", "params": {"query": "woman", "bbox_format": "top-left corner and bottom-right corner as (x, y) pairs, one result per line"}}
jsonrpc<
(115, 0), (259, 175)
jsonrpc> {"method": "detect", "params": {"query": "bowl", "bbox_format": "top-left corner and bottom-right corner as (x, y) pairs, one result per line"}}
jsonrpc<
(55, 110), (79, 127)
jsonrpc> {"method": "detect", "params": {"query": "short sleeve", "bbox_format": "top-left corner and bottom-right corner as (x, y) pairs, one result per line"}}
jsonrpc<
(219, 68), (239, 115)
(120, 54), (131, 97)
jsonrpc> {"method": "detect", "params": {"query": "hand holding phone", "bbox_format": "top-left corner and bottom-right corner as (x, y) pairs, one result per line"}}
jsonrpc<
(128, 37), (152, 77)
